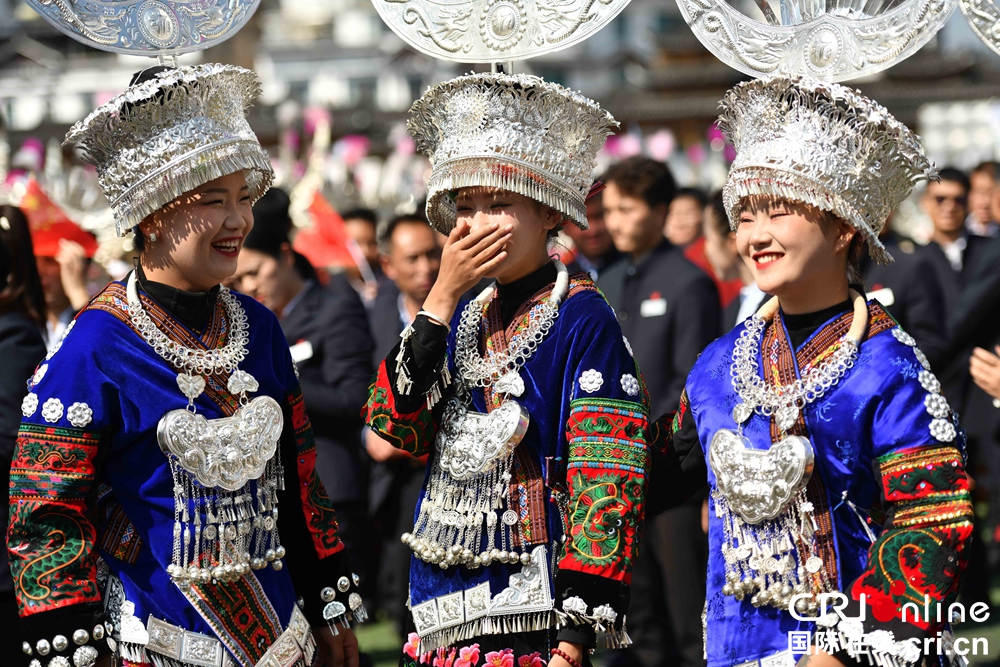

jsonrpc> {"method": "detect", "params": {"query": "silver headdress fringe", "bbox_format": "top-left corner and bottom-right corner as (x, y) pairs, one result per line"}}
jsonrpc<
(65, 64), (274, 237)
(718, 76), (936, 265)
(407, 72), (618, 234)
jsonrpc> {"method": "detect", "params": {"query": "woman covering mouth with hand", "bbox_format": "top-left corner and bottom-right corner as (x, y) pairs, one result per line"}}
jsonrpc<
(9, 65), (362, 667)
(649, 76), (974, 667)
(364, 73), (648, 667)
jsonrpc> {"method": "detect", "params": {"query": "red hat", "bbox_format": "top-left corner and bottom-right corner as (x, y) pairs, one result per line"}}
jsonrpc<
(21, 179), (98, 258)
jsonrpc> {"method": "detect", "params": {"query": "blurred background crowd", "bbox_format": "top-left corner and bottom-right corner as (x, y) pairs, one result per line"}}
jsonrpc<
(6, 0), (1000, 665)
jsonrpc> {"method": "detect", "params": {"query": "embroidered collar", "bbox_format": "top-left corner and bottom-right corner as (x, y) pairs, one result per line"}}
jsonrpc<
(136, 264), (221, 333)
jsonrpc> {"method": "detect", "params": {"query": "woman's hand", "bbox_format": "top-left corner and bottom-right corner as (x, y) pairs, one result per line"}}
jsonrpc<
(547, 641), (584, 667)
(312, 625), (359, 667)
(421, 220), (512, 327)
(970, 346), (1000, 401)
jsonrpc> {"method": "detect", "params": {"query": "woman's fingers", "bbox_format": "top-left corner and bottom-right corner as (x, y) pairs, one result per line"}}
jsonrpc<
(445, 220), (470, 248)
(478, 249), (508, 276)
(453, 221), (499, 250)
(465, 223), (510, 255)
(473, 232), (512, 264)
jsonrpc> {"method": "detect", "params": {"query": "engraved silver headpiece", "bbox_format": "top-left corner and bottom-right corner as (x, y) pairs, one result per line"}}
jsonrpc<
(408, 72), (618, 234)
(65, 64), (273, 237)
(719, 76), (936, 264)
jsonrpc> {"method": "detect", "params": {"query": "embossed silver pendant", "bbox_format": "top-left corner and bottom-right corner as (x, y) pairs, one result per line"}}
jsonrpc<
(731, 402), (753, 424)
(157, 395), (283, 491)
(677, 0), (956, 82)
(24, 0), (263, 56)
(494, 371), (525, 397)
(435, 397), (529, 481)
(776, 405), (799, 432)
(372, 0), (632, 62)
(708, 429), (814, 524)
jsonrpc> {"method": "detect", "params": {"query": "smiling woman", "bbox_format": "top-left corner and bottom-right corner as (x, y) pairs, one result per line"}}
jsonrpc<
(9, 64), (363, 667)
(649, 76), (974, 667)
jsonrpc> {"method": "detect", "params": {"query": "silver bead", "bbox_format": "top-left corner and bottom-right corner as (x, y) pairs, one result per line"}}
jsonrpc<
(275, 545), (286, 558)
(272, 559), (283, 571)
(321, 587), (336, 602)
(53, 635), (69, 652)
(36, 640), (51, 656)
(520, 552), (531, 565)
(265, 549), (276, 562)
(91, 626), (104, 641)
(23, 642), (32, 656)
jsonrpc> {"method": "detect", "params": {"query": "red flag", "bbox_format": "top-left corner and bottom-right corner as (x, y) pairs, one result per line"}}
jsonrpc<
(21, 179), (98, 258)
(292, 191), (356, 270)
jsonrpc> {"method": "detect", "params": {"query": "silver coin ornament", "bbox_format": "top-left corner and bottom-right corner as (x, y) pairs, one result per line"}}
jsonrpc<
(72, 630), (90, 646)
(351, 573), (360, 587)
(24, 0), (263, 56)
(321, 587), (336, 603)
(337, 576), (351, 593)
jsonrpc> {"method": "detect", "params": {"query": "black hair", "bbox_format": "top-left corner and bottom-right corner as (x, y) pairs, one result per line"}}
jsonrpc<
(972, 161), (998, 179)
(706, 191), (729, 237)
(936, 167), (971, 195)
(378, 213), (431, 254)
(674, 187), (708, 209)
(0, 205), (47, 328)
(244, 188), (293, 258)
(603, 156), (677, 209)
(341, 208), (378, 228)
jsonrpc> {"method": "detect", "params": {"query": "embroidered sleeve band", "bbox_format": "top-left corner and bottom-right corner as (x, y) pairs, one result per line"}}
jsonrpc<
(364, 359), (438, 457)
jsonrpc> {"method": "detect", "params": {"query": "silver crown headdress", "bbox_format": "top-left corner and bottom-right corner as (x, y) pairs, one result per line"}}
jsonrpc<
(65, 64), (273, 237)
(718, 76), (935, 264)
(408, 72), (618, 234)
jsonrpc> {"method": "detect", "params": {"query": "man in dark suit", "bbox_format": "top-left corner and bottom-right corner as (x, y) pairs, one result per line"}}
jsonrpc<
(599, 157), (719, 667)
(366, 214), (440, 634)
(948, 239), (1000, 584)
(919, 168), (993, 407)
(235, 188), (375, 569)
(563, 187), (622, 281)
(860, 228), (948, 368)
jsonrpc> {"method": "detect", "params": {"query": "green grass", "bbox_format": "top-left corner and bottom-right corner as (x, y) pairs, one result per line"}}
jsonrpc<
(357, 616), (404, 667)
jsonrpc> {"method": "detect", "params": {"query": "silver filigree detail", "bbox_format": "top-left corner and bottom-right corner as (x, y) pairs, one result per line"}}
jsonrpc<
(156, 395), (283, 491)
(227, 370), (259, 396)
(66, 65), (273, 236)
(373, 0), (630, 62)
(678, 0), (955, 82)
(719, 77), (936, 265)
(623, 336), (633, 357)
(177, 374), (206, 401)
(72, 646), (98, 667)
(410, 75), (617, 233)
(32, 364), (47, 386)
(562, 596), (588, 615)
(914, 347), (931, 370)
(42, 398), (64, 424)
(961, 0), (1000, 58)
(67, 403), (93, 428)
(579, 369), (603, 393)
(22, 392), (38, 417)
(25, 0), (262, 57)
(620, 374), (639, 396)
(709, 429), (814, 523)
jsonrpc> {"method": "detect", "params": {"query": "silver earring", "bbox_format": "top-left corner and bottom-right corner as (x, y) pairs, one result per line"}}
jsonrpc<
(149, 232), (157, 242)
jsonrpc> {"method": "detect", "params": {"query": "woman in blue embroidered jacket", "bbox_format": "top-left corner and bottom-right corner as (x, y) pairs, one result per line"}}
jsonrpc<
(651, 77), (974, 667)
(8, 65), (361, 667)
(362, 74), (649, 667)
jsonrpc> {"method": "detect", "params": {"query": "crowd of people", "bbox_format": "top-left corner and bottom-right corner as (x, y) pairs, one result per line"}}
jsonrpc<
(0, 66), (995, 667)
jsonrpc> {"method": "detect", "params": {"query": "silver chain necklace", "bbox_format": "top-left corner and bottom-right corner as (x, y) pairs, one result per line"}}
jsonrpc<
(126, 271), (250, 379)
(729, 293), (867, 432)
(454, 260), (569, 397)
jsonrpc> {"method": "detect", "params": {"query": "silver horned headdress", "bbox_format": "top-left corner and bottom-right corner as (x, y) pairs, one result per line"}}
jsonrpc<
(65, 64), (273, 237)
(408, 72), (618, 234)
(719, 76), (935, 264)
